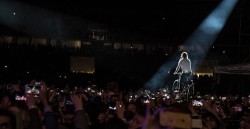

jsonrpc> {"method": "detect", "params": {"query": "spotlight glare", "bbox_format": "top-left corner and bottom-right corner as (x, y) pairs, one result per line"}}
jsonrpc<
(144, 0), (238, 91)
(184, 0), (238, 71)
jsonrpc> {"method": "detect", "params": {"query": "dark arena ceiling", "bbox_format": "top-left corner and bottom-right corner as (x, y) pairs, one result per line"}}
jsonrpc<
(0, 0), (249, 45)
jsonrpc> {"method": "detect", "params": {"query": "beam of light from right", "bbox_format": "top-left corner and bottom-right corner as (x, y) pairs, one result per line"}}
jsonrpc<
(185, 0), (238, 72)
(145, 0), (238, 91)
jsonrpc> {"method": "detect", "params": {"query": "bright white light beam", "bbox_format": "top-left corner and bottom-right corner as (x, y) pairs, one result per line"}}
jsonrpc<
(145, 0), (238, 90)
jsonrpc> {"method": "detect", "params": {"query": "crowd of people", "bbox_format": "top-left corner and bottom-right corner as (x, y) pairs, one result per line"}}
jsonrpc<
(0, 79), (250, 129)
(0, 41), (249, 129)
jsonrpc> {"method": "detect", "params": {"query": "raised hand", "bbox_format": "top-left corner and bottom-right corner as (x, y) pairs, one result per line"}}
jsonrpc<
(116, 100), (125, 120)
(142, 103), (158, 129)
(39, 81), (49, 106)
(49, 90), (57, 102)
(188, 102), (199, 116)
(70, 95), (83, 111)
(81, 92), (89, 101)
(25, 93), (37, 109)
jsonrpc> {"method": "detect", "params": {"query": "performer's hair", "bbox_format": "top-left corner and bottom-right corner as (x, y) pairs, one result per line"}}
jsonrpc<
(181, 52), (188, 59)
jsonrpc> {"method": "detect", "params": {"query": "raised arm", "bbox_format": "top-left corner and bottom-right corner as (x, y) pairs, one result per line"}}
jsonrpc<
(25, 93), (42, 129)
(40, 81), (59, 129)
(174, 59), (181, 74)
(71, 94), (89, 129)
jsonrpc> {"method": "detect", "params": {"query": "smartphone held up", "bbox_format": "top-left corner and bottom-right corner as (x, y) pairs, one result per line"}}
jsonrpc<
(25, 84), (42, 97)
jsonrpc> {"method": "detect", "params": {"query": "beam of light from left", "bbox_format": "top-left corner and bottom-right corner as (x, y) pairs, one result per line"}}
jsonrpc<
(0, 1), (86, 39)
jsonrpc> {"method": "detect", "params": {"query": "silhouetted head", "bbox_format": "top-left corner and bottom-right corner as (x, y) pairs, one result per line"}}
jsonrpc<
(181, 52), (188, 59)
(0, 109), (16, 129)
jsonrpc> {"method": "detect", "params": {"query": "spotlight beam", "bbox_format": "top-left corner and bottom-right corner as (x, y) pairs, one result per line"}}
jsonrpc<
(145, 0), (238, 90)
(185, 0), (238, 71)
(0, 1), (89, 39)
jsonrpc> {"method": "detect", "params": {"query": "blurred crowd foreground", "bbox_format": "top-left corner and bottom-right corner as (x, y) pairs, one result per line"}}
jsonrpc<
(0, 80), (250, 129)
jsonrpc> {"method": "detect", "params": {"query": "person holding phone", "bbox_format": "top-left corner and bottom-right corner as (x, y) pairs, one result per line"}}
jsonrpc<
(26, 80), (60, 129)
